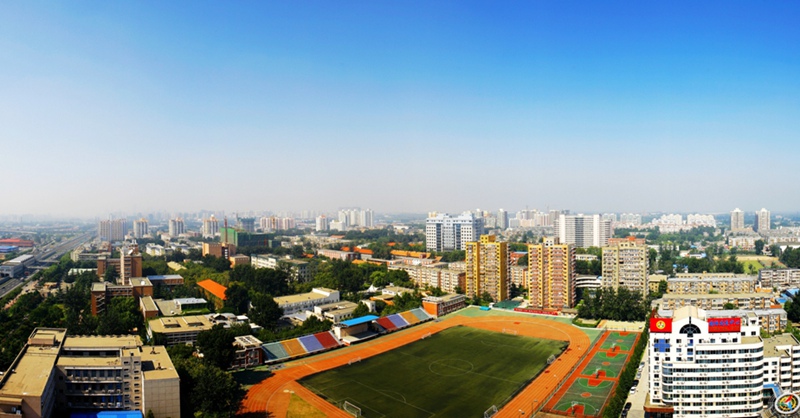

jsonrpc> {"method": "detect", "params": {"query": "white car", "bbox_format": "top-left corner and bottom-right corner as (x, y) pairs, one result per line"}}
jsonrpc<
(629, 386), (636, 395)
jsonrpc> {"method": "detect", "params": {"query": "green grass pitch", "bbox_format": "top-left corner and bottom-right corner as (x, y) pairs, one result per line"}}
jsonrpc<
(299, 326), (567, 418)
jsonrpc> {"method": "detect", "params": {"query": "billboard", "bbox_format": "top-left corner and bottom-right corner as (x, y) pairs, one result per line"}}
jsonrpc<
(650, 317), (672, 333)
(513, 307), (559, 316)
(707, 317), (741, 333)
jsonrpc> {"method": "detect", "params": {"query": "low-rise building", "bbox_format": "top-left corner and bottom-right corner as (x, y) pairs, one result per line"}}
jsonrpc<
(229, 254), (250, 267)
(760, 268), (800, 291)
(388, 262), (465, 293)
(147, 274), (184, 286)
(312, 301), (359, 323)
(0, 254), (36, 278)
(147, 314), (255, 346)
(197, 279), (227, 309)
(422, 293), (466, 318)
(0, 328), (180, 418)
(91, 279), (154, 315)
(274, 288), (340, 315)
(231, 335), (264, 369)
(667, 275), (757, 294)
(652, 292), (773, 311)
(316, 249), (357, 261)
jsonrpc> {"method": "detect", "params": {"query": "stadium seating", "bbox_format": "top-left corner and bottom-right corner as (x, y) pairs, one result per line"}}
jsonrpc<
(262, 331), (343, 363)
(409, 308), (431, 322)
(386, 314), (409, 329)
(376, 316), (397, 331)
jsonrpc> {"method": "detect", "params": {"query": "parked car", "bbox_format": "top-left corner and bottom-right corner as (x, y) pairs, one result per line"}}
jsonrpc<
(624, 402), (632, 411)
(629, 386), (636, 395)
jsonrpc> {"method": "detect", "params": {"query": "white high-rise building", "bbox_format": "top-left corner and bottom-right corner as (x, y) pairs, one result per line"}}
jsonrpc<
(202, 215), (219, 238)
(646, 306), (800, 418)
(98, 219), (127, 242)
(315, 215), (329, 232)
(497, 209), (508, 230)
(731, 208), (745, 231)
(619, 213), (642, 226)
(425, 213), (484, 252)
(755, 208), (771, 232)
(168, 218), (185, 237)
(359, 209), (374, 228)
(556, 214), (611, 248)
(133, 218), (149, 239)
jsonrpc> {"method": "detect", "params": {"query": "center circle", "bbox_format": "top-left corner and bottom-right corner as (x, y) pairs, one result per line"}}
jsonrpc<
(429, 359), (475, 377)
(581, 392), (592, 398)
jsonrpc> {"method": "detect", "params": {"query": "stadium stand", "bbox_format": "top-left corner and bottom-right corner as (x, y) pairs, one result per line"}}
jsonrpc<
(387, 314), (409, 329)
(262, 331), (343, 363)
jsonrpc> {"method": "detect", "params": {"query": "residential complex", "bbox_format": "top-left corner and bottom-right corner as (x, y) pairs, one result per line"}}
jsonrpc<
(132, 218), (148, 239)
(168, 218), (185, 237)
(202, 215), (219, 238)
(425, 212), (484, 252)
(667, 276), (757, 295)
(759, 269), (800, 291)
(601, 236), (649, 297)
(0, 328), (179, 418)
(388, 262), (465, 294)
(465, 235), (509, 302)
(527, 237), (575, 310)
(652, 292), (772, 311)
(556, 214), (611, 248)
(731, 208), (745, 231)
(98, 219), (127, 242)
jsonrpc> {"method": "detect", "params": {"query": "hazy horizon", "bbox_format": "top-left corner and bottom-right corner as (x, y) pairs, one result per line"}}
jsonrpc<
(2, 2), (799, 218)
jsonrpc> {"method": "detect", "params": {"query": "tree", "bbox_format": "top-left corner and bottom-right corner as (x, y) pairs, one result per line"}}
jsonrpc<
(145, 410), (155, 418)
(224, 283), (250, 314)
(249, 294), (283, 329)
(755, 240), (765, 255)
(173, 356), (245, 417)
(103, 265), (119, 283)
(196, 324), (235, 369)
(723, 302), (736, 310)
(517, 255), (528, 267)
(352, 302), (371, 318)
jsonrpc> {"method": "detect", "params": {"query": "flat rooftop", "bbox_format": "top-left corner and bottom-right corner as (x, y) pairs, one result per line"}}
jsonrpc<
(275, 290), (335, 305)
(140, 345), (179, 381)
(0, 329), (65, 397)
(661, 292), (769, 300)
(140, 296), (158, 312)
(63, 335), (140, 349)
(763, 334), (799, 358)
(147, 274), (183, 281)
(148, 315), (213, 334)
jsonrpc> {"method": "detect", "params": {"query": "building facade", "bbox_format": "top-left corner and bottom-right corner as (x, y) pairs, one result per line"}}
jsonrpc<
(202, 215), (219, 238)
(168, 218), (185, 237)
(465, 235), (509, 302)
(731, 208), (745, 231)
(602, 237), (649, 297)
(425, 213), (484, 252)
(98, 219), (127, 242)
(556, 214), (611, 248)
(755, 208), (771, 232)
(760, 269), (800, 290)
(528, 238), (575, 310)
(133, 218), (149, 239)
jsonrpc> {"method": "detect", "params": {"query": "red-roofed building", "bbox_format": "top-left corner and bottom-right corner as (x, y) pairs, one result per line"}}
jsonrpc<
(197, 279), (228, 308)
(0, 238), (34, 247)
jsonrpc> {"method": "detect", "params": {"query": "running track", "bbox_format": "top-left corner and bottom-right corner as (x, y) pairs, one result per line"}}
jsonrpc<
(238, 312), (593, 418)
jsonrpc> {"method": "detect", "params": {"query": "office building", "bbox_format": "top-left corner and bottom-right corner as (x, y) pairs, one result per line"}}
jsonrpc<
(756, 208), (771, 232)
(168, 218), (185, 237)
(273, 288), (340, 315)
(98, 219), (127, 242)
(731, 208), (745, 231)
(202, 215), (219, 238)
(201, 242), (236, 259)
(465, 235), (509, 302)
(425, 213), (484, 252)
(556, 214), (611, 248)
(91, 278), (153, 315)
(422, 293), (467, 318)
(0, 328), (179, 418)
(528, 237), (576, 310)
(646, 306), (800, 418)
(601, 236), (649, 297)
(133, 218), (149, 239)
(97, 249), (143, 283)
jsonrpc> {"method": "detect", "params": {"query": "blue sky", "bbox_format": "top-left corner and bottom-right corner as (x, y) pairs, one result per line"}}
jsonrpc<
(1, 2), (798, 217)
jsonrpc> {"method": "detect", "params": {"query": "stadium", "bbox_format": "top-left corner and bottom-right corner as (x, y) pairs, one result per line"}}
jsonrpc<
(238, 307), (638, 418)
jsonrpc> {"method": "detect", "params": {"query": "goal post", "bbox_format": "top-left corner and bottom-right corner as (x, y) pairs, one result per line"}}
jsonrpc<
(483, 405), (498, 418)
(502, 328), (518, 335)
(343, 400), (362, 417)
(348, 357), (361, 366)
(547, 354), (556, 365)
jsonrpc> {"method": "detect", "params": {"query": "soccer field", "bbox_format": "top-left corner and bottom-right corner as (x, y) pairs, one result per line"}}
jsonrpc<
(299, 326), (567, 418)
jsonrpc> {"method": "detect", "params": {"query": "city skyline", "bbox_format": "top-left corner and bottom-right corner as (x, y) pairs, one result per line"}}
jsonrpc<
(1, 2), (799, 217)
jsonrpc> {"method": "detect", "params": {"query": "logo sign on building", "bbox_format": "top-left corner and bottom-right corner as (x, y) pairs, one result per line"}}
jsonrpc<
(707, 317), (741, 333)
(649, 317), (672, 333)
(775, 393), (800, 415)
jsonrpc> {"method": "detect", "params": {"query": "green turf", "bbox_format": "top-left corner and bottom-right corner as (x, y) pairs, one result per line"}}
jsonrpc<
(581, 351), (628, 378)
(299, 326), (567, 418)
(600, 332), (638, 351)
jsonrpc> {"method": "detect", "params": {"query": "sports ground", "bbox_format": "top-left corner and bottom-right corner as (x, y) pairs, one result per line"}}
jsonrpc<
(299, 326), (567, 418)
(544, 331), (639, 417)
(238, 308), (595, 418)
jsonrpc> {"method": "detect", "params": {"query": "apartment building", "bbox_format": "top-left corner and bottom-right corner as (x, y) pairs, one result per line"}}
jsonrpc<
(388, 262), (465, 294)
(602, 237), (649, 297)
(465, 235), (509, 302)
(667, 276), (758, 295)
(731, 208), (746, 231)
(556, 214), (611, 248)
(91, 278), (154, 315)
(425, 213), (484, 252)
(653, 292), (772, 311)
(760, 269), (800, 291)
(528, 238), (575, 310)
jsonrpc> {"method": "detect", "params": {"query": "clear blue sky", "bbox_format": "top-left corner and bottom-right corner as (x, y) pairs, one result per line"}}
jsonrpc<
(1, 1), (798, 217)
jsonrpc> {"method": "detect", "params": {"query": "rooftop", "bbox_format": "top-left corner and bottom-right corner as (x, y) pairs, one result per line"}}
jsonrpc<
(763, 334), (799, 358)
(140, 296), (158, 312)
(148, 315), (213, 334)
(661, 292), (769, 300)
(147, 274), (183, 281)
(63, 334), (140, 349)
(140, 345), (179, 381)
(197, 279), (228, 300)
(0, 329), (65, 398)
(274, 288), (337, 305)
(339, 315), (379, 327)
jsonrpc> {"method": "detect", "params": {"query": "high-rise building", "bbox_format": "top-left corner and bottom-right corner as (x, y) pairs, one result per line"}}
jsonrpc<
(168, 218), (185, 237)
(556, 214), (611, 248)
(133, 218), (148, 239)
(527, 237), (575, 310)
(259, 216), (296, 231)
(202, 215), (219, 238)
(98, 219), (127, 242)
(619, 213), (642, 226)
(465, 235), (508, 302)
(602, 236), (649, 297)
(315, 215), (329, 232)
(497, 209), (508, 230)
(731, 208), (745, 231)
(359, 209), (374, 228)
(755, 208), (771, 232)
(425, 213), (484, 252)
(646, 307), (783, 418)
(237, 217), (256, 232)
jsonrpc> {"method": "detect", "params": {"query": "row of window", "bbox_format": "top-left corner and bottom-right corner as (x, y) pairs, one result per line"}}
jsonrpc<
(660, 382), (762, 390)
(662, 364), (762, 373)
(664, 373), (762, 383)
(695, 348), (762, 355)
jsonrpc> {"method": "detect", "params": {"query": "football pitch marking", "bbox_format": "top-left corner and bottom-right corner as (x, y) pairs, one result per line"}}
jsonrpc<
(428, 358), (475, 377)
